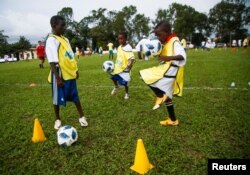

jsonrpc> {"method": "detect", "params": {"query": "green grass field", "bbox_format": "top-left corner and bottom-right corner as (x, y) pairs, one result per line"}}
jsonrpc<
(0, 48), (250, 175)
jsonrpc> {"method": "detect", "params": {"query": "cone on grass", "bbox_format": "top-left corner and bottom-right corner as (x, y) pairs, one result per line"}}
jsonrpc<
(29, 83), (36, 87)
(130, 139), (154, 174)
(32, 118), (46, 143)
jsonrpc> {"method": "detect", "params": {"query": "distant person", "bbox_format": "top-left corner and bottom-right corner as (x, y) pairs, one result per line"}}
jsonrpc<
(135, 35), (150, 61)
(75, 47), (80, 60)
(99, 46), (103, 56)
(107, 41), (114, 60)
(36, 41), (45, 68)
(232, 39), (237, 52)
(238, 39), (242, 47)
(180, 38), (187, 52)
(243, 37), (248, 52)
(45, 15), (88, 129)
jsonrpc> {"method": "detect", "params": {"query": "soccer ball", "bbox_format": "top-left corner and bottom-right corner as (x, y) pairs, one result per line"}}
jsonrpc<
(102, 61), (114, 73)
(144, 39), (163, 56)
(57, 125), (78, 146)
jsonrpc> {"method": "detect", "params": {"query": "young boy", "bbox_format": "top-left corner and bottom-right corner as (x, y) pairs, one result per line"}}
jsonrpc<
(45, 15), (88, 129)
(110, 32), (135, 100)
(107, 41), (114, 60)
(140, 21), (186, 126)
(36, 41), (45, 68)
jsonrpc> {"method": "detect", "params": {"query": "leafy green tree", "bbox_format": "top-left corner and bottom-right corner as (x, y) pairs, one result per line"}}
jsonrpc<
(209, 0), (249, 43)
(0, 30), (9, 56)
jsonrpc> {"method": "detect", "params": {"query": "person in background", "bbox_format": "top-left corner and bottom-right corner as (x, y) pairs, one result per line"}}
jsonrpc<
(107, 41), (114, 60)
(36, 41), (45, 68)
(243, 37), (248, 52)
(135, 35), (151, 61)
(99, 46), (103, 56)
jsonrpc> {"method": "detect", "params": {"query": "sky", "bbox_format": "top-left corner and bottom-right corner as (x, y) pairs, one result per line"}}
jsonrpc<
(0, 0), (233, 44)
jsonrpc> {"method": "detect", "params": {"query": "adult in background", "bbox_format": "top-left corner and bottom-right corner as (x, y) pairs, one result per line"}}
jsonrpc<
(36, 41), (45, 68)
(243, 37), (249, 52)
(135, 35), (150, 61)
(107, 41), (114, 60)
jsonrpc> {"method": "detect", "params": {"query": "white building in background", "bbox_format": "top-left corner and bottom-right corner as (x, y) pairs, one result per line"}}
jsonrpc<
(18, 48), (37, 60)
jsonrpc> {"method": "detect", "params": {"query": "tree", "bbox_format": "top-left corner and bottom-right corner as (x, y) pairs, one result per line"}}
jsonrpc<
(57, 7), (73, 27)
(209, 0), (249, 44)
(0, 30), (9, 56)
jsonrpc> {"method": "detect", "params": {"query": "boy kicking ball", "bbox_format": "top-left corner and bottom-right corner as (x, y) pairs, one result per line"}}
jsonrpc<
(140, 21), (186, 126)
(45, 15), (88, 129)
(110, 32), (135, 100)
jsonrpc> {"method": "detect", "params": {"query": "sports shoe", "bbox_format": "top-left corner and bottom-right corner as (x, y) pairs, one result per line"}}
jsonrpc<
(79, 116), (88, 127)
(152, 95), (167, 110)
(124, 93), (129, 100)
(160, 118), (179, 126)
(111, 86), (119, 95)
(54, 119), (62, 130)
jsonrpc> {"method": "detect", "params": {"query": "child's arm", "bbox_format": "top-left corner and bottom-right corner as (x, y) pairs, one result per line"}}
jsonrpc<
(50, 62), (64, 87)
(158, 55), (184, 62)
(124, 58), (135, 72)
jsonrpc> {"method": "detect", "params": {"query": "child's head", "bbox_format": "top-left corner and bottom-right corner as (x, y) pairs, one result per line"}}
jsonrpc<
(38, 41), (42, 45)
(50, 15), (66, 35)
(154, 21), (172, 44)
(118, 32), (127, 46)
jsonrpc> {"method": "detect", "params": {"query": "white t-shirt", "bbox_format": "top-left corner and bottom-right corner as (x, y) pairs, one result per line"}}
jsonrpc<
(135, 38), (150, 52)
(45, 36), (60, 63)
(171, 41), (186, 67)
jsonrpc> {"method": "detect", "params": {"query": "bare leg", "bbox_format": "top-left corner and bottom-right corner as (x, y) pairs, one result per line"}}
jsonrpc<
(74, 101), (84, 117)
(54, 105), (60, 120)
(112, 79), (119, 87)
(125, 85), (129, 94)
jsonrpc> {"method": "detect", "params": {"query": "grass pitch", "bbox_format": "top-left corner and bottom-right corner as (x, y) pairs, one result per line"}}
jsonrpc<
(0, 48), (249, 175)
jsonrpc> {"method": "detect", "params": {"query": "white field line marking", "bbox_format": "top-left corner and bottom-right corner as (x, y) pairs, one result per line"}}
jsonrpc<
(0, 83), (249, 91)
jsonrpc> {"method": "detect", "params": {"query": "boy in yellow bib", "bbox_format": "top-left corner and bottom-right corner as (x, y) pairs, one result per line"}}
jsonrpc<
(110, 32), (135, 100)
(45, 16), (88, 129)
(140, 21), (186, 126)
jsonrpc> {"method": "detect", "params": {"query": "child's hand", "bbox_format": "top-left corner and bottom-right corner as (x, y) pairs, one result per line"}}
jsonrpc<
(76, 71), (79, 79)
(56, 77), (64, 87)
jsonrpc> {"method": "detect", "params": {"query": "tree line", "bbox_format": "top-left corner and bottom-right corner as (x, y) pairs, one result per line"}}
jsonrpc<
(0, 0), (249, 57)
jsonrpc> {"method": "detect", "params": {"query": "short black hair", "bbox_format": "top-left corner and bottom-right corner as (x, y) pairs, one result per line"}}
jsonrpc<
(50, 15), (65, 28)
(118, 32), (128, 39)
(154, 21), (172, 34)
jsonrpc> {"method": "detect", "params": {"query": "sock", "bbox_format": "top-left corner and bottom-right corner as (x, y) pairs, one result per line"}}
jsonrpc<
(165, 100), (176, 121)
(39, 64), (41, 68)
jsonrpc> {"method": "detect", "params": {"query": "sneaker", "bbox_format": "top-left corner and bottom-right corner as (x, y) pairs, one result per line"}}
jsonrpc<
(152, 95), (167, 110)
(79, 116), (88, 127)
(124, 93), (129, 100)
(54, 119), (62, 130)
(160, 118), (179, 126)
(111, 86), (119, 95)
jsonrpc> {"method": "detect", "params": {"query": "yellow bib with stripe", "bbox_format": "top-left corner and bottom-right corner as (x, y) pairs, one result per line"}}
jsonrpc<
(139, 36), (184, 96)
(112, 45), (134, 75)
(48, 35), (78, 83)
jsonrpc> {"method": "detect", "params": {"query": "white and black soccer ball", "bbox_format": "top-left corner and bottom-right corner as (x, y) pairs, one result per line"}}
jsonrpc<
(144, 39), (163, 56)
(102, 61), (114, 73)
(57, 125), (78, 146)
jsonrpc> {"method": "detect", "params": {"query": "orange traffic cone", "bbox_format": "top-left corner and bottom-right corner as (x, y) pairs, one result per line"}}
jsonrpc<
(130, 139), (154, 174)
(32, 118), (46, 143)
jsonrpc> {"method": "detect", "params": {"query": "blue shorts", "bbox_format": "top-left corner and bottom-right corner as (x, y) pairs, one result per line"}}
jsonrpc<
(51, 66), (79, 106)
(110, 74), (128, 86)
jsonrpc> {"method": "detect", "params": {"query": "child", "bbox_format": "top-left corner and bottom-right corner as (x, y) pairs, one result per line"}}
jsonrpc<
(45, 15), (88, 129)
(110, 32), (135, 100)
(107, 41), (114, 60)
(36, 41), (45, 68)
(140, 21), (186, 126)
